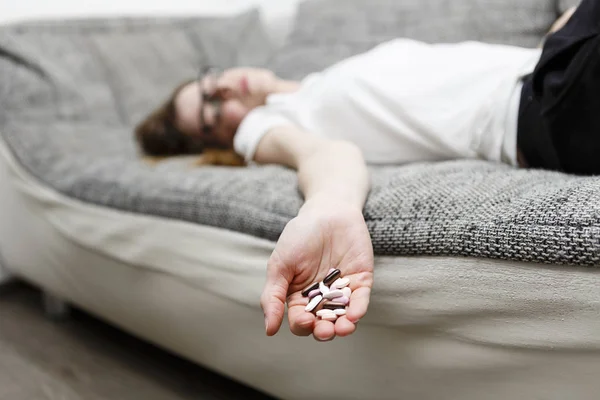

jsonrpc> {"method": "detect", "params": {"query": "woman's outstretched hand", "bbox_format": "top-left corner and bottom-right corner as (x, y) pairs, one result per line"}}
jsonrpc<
(260, 198), (374, 341)
(252, 128), (372, 341)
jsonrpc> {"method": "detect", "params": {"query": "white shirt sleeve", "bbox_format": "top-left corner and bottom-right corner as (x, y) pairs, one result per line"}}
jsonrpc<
(233, 106), (293, 163)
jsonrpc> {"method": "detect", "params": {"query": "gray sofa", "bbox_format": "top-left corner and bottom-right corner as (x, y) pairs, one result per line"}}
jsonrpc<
(1, 1), (599, 399)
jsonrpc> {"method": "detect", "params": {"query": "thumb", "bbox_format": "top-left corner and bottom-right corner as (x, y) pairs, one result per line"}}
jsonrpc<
(261, 254), (292, 336)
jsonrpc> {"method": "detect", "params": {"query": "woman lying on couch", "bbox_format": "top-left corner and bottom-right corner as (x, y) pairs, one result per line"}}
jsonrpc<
(135, 1), (593, 341)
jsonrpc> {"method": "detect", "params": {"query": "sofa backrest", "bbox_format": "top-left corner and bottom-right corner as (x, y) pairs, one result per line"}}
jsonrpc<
(0, 10), (273, 127)
(273, 0), (582, 79)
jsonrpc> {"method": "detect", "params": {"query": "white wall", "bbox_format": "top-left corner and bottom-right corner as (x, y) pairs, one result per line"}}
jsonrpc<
(0, 0), (299, 22)
(0, 0), (302, 46)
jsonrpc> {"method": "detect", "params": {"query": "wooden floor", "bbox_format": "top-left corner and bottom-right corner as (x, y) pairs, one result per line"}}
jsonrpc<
(0, 282), (277, 400)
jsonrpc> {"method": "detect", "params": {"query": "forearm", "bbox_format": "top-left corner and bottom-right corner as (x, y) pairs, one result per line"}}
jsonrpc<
(551, 6), (576, 34)
(539, 6), (577, 47)
(256, 128), (374, 340)
(297, 140), (370, 211)
(253, 125), (370, 211)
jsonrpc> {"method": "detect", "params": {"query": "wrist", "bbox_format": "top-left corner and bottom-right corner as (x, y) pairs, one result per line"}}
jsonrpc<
(300, 194), (365, 216)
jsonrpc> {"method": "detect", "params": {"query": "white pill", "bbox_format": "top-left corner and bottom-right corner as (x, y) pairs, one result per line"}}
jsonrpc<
(342, 287), (352, 298)
(316, 309), (336, 317)
(337, 296), (349, 305)
(332, 277), (350, 289)
(321, 313), (338, 322)
(305, 295), (323, 312)
(319, 281), (329, 295)
(334, 309), (347, 316)
(324, 289), (344, 300)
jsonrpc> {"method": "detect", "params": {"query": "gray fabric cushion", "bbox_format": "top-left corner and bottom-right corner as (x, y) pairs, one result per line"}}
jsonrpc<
(273, 0), (566, 79)
(0, 7), (599, 267)
(560, 0), (583, 12)
(0, 10), (274, 127)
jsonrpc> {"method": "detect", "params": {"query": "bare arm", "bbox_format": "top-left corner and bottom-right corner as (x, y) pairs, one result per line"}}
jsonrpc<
(550, 6), (577, 34)
(254, 125), (370, 209)
(255, 125), (374, 340)
(539, 6), (577, 47)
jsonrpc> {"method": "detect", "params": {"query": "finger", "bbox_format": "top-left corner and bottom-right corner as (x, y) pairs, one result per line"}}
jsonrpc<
(288, 305), (315, 336)
(261, 255), (293, 337)
(346, 286), (371, 324)
(313, 319), (336, 341)
(334, 316), (356, 337)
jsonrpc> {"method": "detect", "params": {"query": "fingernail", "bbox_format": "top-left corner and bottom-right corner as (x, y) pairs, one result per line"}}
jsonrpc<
(264, 315), (269, 335)
(315, 335), (335, 342)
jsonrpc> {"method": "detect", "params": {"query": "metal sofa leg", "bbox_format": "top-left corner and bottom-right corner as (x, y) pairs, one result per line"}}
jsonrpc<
(42, 291), (71, 320)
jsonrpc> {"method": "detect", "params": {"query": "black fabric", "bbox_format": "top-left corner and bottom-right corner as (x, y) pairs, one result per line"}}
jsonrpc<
(517, 76), (563, 171)
(517, 0), (600, 175)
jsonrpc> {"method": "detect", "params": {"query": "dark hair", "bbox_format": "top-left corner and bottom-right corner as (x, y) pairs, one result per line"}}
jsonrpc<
(134, 79), (206, 156)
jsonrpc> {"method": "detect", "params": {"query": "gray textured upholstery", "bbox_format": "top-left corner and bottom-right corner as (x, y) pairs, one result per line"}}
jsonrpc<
(273, 0), (573, 79)
(0, 3), (599, 266)
(0, 11), (274, 127)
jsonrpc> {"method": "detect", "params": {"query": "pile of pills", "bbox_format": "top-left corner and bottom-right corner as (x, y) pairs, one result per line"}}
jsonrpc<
(302, 268), (351, 322)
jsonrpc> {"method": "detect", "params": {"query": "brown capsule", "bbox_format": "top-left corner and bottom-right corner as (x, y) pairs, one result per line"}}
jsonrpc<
(323, 269), (341, 286)
(322, 301), (346, 310)
(301, 282), (319, 297)
(311, 298), (326, 315)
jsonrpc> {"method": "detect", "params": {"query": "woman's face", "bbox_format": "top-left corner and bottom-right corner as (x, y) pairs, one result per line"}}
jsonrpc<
(174, 67), (278, 148)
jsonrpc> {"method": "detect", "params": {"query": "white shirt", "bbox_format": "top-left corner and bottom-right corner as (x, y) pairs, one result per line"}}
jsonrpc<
(234, 39), (542, 166)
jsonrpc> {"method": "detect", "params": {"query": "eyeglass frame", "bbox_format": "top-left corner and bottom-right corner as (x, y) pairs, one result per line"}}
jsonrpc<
(197, 66), (223, 140)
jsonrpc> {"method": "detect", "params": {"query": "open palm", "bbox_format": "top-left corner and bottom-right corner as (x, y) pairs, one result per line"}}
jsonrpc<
(261, 202), (374, 341)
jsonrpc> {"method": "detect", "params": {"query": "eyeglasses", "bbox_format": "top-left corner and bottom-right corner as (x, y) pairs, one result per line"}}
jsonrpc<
(198, 66), (223, 138)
